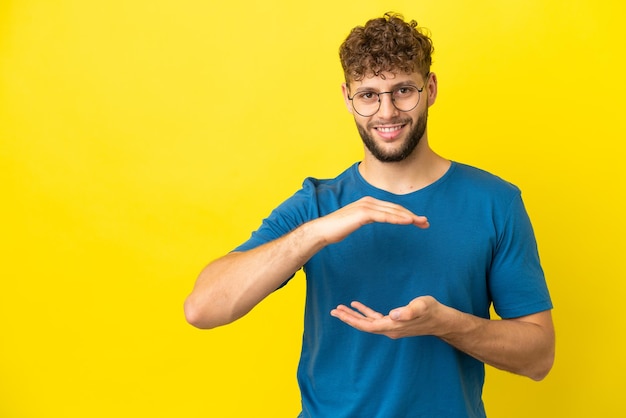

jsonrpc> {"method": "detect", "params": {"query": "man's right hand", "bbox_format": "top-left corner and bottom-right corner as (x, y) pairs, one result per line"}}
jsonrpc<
(184, 196), (428, 329)
(310, 196), (429, 245)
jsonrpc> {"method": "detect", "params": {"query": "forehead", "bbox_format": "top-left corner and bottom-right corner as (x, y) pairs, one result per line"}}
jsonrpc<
(349, 71), (423, 91)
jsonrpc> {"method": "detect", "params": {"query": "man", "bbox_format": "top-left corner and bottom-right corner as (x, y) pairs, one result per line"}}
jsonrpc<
(184, 12), (555, 418)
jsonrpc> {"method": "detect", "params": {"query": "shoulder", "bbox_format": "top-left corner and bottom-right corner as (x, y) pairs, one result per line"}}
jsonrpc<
(295, 163), (364, 215)
(450, 162), (521, 197)
(300, 163), (361, 196)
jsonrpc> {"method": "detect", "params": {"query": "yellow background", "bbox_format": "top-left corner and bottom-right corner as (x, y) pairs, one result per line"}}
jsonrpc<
(1, 0), (624, 417)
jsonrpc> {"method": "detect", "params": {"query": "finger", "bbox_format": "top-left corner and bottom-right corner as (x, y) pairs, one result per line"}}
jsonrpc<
(330, 307), (371, 330)
(413, 217), (430, 229)
(390, 298), (429, 321)
(331, 304), (368, 321)
(389, 307), (405, 321)
(350, 301), (385, 319)
(331, 308), (391, 334)
(357, 197), (428, 227)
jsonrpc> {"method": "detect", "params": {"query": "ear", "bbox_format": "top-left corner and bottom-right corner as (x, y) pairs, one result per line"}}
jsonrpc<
(426, 72), (438, 107)
(341, 83), (355, 114)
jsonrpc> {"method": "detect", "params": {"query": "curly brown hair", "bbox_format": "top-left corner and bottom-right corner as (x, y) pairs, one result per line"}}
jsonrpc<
(339, 12), (434, 82)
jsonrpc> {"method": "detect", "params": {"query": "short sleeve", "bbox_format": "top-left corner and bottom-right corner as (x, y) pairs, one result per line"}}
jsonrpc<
(489, 193), (553, 318)
(233, 178), (320, 253)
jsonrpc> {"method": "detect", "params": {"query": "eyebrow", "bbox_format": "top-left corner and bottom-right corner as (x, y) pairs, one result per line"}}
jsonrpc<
(353, 81), (420, 93)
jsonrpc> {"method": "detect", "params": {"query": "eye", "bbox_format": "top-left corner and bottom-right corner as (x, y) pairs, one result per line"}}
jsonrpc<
(355, 92), (378, 102)
(395, 87), (416, 97)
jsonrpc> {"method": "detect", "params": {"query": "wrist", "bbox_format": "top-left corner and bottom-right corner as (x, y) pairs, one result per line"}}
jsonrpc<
(435, 305), (477, 341)
(293, 219), (329, 254)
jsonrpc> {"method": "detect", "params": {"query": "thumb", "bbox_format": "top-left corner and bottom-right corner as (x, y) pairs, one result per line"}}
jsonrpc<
(390, 298), (429, 321)
(389, 306), (412, 321)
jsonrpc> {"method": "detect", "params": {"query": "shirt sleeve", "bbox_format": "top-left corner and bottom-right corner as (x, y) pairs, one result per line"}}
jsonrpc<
(233, 178), (319, 253)
(489, 193), (553, 319)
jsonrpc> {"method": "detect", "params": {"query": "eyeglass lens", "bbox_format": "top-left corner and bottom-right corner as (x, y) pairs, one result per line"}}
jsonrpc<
(351, 86), (422, 117)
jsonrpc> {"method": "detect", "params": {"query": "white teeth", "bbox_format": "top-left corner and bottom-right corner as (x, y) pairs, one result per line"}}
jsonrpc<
(378, 126), (402, 133)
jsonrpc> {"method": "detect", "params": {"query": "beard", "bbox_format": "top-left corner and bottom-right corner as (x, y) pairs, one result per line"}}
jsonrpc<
(356, 106), (428, 163)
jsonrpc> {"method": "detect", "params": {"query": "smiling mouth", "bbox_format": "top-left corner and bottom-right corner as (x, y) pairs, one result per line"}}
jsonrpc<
(375, 124), (405, 133)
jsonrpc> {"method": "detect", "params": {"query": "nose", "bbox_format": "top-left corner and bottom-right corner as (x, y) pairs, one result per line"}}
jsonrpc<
(377, 92), (399, 119)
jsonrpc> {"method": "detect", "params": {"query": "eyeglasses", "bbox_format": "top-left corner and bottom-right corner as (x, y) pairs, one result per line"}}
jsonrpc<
(347, 85), (424, 117)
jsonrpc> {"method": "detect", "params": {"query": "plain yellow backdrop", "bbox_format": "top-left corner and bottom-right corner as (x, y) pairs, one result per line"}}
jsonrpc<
(1, 1), (625, 417)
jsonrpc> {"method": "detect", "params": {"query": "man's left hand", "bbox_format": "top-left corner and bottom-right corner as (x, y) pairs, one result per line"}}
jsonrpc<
(330, 296), (447, 339)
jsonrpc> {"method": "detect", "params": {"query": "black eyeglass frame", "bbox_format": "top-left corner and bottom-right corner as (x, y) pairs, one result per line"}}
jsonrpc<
(347, 85), (425, 117)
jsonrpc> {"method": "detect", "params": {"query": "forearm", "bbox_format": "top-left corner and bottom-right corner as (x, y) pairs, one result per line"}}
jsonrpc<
(185, 197), (429, 329)
(437, 307), (555, 381)
(184, 221), (325, 329)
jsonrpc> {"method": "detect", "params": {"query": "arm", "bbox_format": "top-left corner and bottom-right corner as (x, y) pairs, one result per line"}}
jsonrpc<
(183, 223), (322, 329)
(331, 297), (555, 380)
(438, 306), (555, 381)
(184, 197), (430, 329)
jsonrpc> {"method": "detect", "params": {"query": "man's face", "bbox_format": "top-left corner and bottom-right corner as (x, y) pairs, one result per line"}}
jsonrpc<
(343, 72), (433, 163)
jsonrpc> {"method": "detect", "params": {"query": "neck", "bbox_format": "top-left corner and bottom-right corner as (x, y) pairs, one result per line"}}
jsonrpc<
(358, 139), (450, 195)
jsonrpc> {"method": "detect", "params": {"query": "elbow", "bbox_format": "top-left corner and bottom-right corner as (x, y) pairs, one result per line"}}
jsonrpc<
(529, 352), (555, 381)
(184, 296), (219, 330)
(529, 366), (552, 382)
(524, 314), (556, 381)
(526, 342), (556, 381)
(184, 293), (240, 330)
